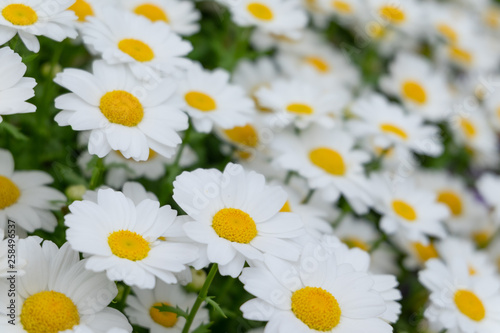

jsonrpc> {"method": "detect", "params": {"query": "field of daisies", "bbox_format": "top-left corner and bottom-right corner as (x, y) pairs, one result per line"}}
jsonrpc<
(2, 0), (500, 332)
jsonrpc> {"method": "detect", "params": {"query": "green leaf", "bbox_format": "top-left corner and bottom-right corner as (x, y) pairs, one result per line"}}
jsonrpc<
(205, 296), (227, 318)
(153, 304), (190, 318)
(191, 322), (213, 333)
(0, 122), (28, 141)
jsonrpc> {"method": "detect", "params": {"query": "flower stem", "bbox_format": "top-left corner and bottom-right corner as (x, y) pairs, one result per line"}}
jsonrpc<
(89, 157), (104, 190)
(182, 263), (218, 333)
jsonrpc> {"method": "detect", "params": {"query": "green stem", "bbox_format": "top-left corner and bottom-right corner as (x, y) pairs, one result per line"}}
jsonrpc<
(89, 157), (104, 190)
(117, 284), (131, 311)
(284, 171), (294, 185)
(301, 189), (315, 204)
(182, 264), (218, 333)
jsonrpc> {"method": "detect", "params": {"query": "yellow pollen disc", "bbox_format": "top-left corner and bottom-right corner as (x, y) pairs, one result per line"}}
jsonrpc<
(368, 22), (386, 39)
(2, 4), (37, 26)
(454, 290), (486, 321)
(286, 103), (314, 115)
(380, 123), (408, 140)
(134, 3), (169, 22)
(331, 0), (352, 13)
(247, 3), (274, 21)
(309, 147), (346, 176)
(437, 24), (458, 43)
(235, 150), (253, 160)
(342, 237), (369, 251)
(472, 231), (491, 248)
(212, 208), (257, 244)
(392, 200), (417, 221)
(412, 242), (439, 262)
(223, 124), (259, 148)
(437, 191), (462, 216)
(460, 118), (476, 138)
(291, 287), (341, 331)
(402, 81), (427, 105)
(0, 175), (21, 210)
(108, 230), (150, 261)
(304, 56), (330, 73)
(280, 201), (292, 212)
(468, 265), (477, 276)
(100, 90), (144, 127)
(379, 5), (406, 24)
(20, 291), (80, 333)
(150, 302), (178, 328)
(449, 46), (472, 65)
(68, 0), (94, 22)
(185, 91), (217, 112)
(118, 38), (155, 62)
(485, 10), (500, 28)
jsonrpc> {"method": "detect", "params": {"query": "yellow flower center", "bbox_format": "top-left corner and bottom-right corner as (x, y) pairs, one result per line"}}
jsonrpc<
(368, 22), (386, 39)
(485, 10), (500, 28)
(468, 265), (477, 276)
(392, 200), (417, 221)
(379, 123), (408, 140)
(0, 175), (21, 210)
(185, 91), (217, 112)
(309, 147), (346, 176)
(459, 118), (476, 138)
(20, 291), (80, 333)
(402, 80), (427, 105)
(291, 287), (341, 331)
(150, 302), (178, 328)
(223, 124), (259, 148)
(108, 230), (150, 261)
(279, 200), (292, 212)
(2, 4), (38, 26)
(437, 24), (458, 43)
(247, 3), (274, 21)
(449, 46), (472, 65)
(379, 5), (406, 24)
(100, 90), (144, 127)
(472, 230), (491, 248)
(68, 0), (94, 22)
(412, 242), (439, 262)
(304, 56), (330, 73)
(437, 190), (462, 216)
(134, 3), (169, 22)
(342, 237), (370, 251)
(118, 38), (155, 62)
(454, 290), (485, 321)
(212, 208), (257, 244)
(286, 103), (314, 115)
(331, 0), (352, 13)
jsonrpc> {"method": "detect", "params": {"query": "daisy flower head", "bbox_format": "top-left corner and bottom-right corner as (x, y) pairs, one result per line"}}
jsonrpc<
(239, 239), (395, 333)
(419, 257), (500, 333)
(379, 52), (452, 121)
(54, 60), (188, 161)
(120, 0), (201, 36)
(125, 280), (209, 333)
(367, 0), (424, 35)
(64, 188), (199, 289)
(0, 237), (132, 332)
(67, 0), (112, 24)
(81, 8), (192, 80)
(173, 163), (304, 277)
(316, 0), (365, 22)
(0, 0), (78, 53)
(369, 173), (449, 244)
(350, 93), (444, 157)
(271, 127), (373, 214)
(0, 47), (36, 123)
(177, 63), (254, 133)
(449, 109), (496, 158)
(226, 0), (308, 40)
(0, 148), (66, 235)
(477, 173), (500, 223)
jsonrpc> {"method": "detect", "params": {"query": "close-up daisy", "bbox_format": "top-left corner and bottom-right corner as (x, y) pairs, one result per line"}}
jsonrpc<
(366, 0), (424, 35)
(54, 60), (188, 161)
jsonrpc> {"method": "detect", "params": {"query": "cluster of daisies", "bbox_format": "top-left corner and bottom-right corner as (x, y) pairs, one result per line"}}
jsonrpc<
(1, 0), (500, 332)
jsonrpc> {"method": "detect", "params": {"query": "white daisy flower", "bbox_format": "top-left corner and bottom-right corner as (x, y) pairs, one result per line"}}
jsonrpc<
(121, 0), (201, 36)
(271, 127), (373, 214)
(64, 188), (199, 289)
(316, 0), (365, 22)
(177, 64), (254, 133)
(81, 8), (192, 80)
(426, 3), (479, 45)
(350, 93), (443, 157)
(419, 257), (500, 333)
(0, 237), (132, 332)
(394, 232), (441, 270)
(369, 173), (449, 244)
(173, 163), (304, 278)
(0, 47), (36, 123)
(239, 243), (393, 332)
(449, 109), (496, 158)
(67, 0), (110, 23)
(477, 173), (500, 223)
(367, 0), (424, 35)
(379, 52), (452, 121)
(54, 60), (188, 161)
(0, 149), (66, 235)
(0, 0), (78, 53)
(125, 280), (209, 333)
(226, 0), (308, 40)
(255, 77), (347, 129)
